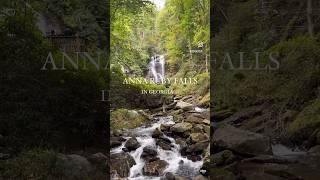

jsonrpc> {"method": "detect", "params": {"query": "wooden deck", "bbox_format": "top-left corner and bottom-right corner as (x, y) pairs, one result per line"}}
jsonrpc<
(46, 35), (86, 52)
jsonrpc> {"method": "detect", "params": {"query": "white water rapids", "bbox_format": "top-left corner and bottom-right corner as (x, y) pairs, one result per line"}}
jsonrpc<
(148, 55), (165, 83)
(110, 116), (203, 179)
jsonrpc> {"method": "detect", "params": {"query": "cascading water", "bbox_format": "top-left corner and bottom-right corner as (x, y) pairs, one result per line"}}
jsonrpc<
(110, 116), (204, 179)
(148, 55), (165, 83)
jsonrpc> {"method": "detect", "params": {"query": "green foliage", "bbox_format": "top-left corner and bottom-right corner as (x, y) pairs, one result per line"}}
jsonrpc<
(111, 109), (147, 130)
(288, 99), (320, 142)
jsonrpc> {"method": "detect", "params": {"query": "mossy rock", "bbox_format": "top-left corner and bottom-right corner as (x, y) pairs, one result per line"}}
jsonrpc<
(289, 99), (320, 142)
(111, 109), (147, 130)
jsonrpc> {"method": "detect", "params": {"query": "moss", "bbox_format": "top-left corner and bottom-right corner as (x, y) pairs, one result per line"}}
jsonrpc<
(111, 109), (147, 130)
(288, 99), (320, 139)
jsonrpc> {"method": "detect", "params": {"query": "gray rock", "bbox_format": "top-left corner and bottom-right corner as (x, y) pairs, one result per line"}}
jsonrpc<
(171, 122), (193, 133)
(110, 152), (136, 178)
(125, 137), (141, 151)
(176, 101), (194, 111)
(190, 133), (209, 143)
(213, 125), (272, 155)
(143, 159), (168, 176)
(141, 146), (158, 162)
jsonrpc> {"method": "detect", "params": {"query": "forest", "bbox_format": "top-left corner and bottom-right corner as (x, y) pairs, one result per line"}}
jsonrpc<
(211, 0), (320, 179)
(109, 0), (210, 179)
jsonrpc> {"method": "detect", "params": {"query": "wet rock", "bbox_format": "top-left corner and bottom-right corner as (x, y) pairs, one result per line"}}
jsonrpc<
(211, 150), (236, 166)
(176, 101), (194, 111)
(110, 137), (125, 148)
(187, 155), (202, 162)
(125, 137), (141, 151)
(110, 152), (136, 178)
(157, 139), (172, 150)
(190, 133), (209, 143)
(152, 128), (163, 138)
(141, 146), (158, 162)
(122, 147), (129, 152)
(143, 159), (168, 176)
(171, 122), (193, 133)
(213, 125), (272, 155)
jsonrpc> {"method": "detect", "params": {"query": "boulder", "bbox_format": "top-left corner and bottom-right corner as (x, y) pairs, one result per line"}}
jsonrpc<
(141, 146), (158, 162)
(157, 139), (172, 150)
(143, 159), (168, 176)
(190, 133), (209, 143)
(152, 128), (163, 138)
(125, 137), (141, 151)
(171, 122), (193, 133)
(213, 125), (272, 155)
(110, 152), (136, 178)
(176, 101), (194, 111)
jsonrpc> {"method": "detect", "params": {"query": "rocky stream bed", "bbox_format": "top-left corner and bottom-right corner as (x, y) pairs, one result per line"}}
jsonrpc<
(110, 96), (210, 180)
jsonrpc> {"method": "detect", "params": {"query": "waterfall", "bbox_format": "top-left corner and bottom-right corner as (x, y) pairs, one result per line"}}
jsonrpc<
(148, 55), (165, 83)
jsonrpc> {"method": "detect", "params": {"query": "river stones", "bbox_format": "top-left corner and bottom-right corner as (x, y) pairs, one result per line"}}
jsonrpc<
(157, 139), (172, 150)
(152, 128), (163, 138)
(186, 115), (204, 124)
(190, 133), (209, 143)
(143, 159), (168, 176)
(171, 122), (193, 133)
(176, 101), (194, 111)
(110, 152), (136, 178)
(213, 125), (272, 155)
(124, 137), (141, 151)
(141, 146), (158, 162)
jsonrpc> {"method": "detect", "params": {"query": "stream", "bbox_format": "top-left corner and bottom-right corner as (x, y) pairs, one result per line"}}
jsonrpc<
(111, 115), (204, 179)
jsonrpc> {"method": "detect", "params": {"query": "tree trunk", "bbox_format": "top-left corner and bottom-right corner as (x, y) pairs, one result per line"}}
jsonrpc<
(307, 0), (314, 37)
